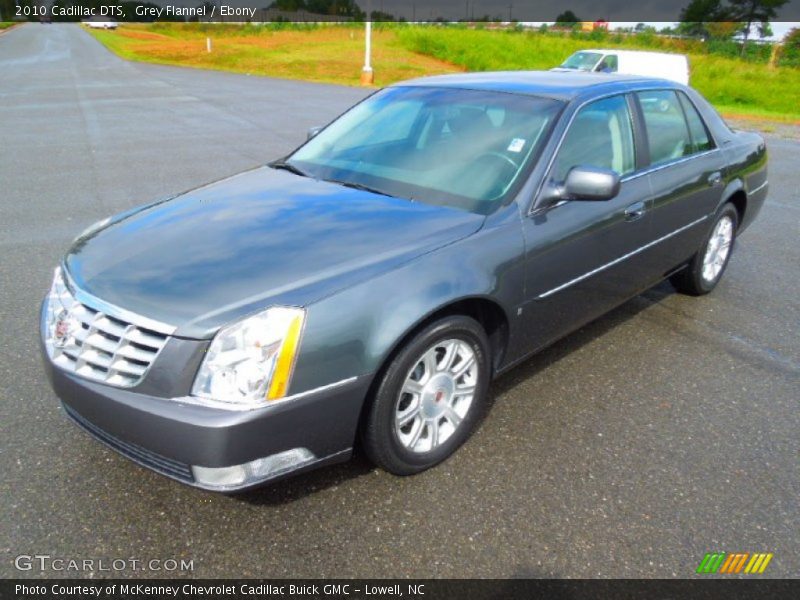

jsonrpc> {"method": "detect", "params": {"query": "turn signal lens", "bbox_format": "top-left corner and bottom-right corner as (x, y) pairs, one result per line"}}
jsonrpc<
(267, 314), (304, 400)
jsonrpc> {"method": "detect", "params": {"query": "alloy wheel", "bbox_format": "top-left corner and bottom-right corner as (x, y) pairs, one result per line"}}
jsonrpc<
(393, 339), (478, 454)
(702, 215), (734, 283)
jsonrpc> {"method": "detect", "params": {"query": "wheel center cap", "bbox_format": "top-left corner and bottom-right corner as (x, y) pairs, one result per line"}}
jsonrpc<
(421, 374), (454, 418)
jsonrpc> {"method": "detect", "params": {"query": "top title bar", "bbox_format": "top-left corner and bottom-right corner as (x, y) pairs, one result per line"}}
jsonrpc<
(9, 0), (800, 23)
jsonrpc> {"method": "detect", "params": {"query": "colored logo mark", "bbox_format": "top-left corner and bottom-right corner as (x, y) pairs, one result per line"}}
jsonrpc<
(696, 552), (773, 574)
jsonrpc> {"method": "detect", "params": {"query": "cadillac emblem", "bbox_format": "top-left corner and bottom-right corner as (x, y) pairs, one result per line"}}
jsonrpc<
(53, 309), (72, 348)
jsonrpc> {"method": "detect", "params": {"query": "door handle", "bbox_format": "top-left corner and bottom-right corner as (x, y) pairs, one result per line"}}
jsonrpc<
(624, 201), (646, 222)
(708, 172), (723, 187)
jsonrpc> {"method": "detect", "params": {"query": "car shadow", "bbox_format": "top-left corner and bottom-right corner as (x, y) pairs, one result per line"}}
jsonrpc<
(486, 281), (674, 404)
(236, 281), (676, 507)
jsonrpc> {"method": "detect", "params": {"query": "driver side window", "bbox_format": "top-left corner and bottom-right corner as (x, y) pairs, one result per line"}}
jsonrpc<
(552, 95), (635, 182)
(596, 54), (618, 73)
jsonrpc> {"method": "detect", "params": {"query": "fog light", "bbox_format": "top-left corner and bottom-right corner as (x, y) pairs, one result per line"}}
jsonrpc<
(191, 448), (315, 491)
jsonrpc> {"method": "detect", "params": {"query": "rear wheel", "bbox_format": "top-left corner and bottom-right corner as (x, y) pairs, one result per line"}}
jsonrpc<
(671, 203), (738, 296)
(361, 315), (490, 475)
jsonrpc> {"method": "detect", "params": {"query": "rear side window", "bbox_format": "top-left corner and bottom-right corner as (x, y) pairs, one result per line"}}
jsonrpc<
(552, 95), (635, 181)
(678, 93), (714, 153)
(637, 90), (693, 166)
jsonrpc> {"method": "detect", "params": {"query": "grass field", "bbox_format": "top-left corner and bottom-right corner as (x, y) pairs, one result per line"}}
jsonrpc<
(88, 23), (800, 122)
(88, 24), (461, 86)
(0, 22), (19, 30)
(396, 27), (800, 122)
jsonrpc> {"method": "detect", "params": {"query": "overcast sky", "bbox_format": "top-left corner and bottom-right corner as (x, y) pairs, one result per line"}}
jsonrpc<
(514, 22), (798, 41)
(602, 22), (797, 41)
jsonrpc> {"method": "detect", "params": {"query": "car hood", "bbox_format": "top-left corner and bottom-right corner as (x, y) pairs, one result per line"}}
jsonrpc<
(65, 167), (484, 339)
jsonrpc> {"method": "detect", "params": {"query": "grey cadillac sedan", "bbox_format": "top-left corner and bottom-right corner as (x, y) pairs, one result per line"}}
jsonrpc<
(42, 72), (768, 491)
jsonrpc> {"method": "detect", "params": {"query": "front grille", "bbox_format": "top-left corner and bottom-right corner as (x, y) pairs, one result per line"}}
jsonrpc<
(64, 404), (194, 483)
(45, 269), (169, 388)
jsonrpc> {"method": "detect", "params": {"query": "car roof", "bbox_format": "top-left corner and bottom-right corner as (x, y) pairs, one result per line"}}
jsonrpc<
(395, 70), (681, 101)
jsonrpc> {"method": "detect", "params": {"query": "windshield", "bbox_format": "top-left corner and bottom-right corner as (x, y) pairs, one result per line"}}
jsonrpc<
(286, 87), (562, 214)
(560, 52), (603, 71)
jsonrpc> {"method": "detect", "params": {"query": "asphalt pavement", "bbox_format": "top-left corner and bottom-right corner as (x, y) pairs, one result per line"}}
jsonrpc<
(1, 24), (798, 579)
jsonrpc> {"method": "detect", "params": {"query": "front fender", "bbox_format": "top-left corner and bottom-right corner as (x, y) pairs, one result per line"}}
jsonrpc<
(290, 206), (526, 395)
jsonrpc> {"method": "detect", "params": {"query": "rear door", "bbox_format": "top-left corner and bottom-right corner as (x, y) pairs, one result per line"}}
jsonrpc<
(635, 89), (726, 275)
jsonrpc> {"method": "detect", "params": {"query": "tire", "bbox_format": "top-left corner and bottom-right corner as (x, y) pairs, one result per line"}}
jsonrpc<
(670, 203), (738, 296)
(361, 315), (491, 476)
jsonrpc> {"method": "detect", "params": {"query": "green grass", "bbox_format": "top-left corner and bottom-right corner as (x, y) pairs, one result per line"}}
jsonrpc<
(0, 22), (18, 30)
(88, 28), (143, 61)
(395, 27), (800, 122)
(86, 24), (462, 87)
(88, 23), (800, 122)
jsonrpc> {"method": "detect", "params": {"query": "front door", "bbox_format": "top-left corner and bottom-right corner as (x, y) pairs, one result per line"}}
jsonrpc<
(519, 94), (657, 352)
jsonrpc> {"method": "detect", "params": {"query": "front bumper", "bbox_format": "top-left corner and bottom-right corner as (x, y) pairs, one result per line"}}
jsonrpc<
(43, 357), (371, 491)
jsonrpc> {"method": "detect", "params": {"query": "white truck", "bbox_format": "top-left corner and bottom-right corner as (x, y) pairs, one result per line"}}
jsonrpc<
(83, 16), (119, 29)
(553, 49), (690, 85)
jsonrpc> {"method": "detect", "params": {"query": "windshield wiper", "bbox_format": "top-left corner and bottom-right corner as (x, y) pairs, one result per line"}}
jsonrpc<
(325, 179), (399, 199)
(269, 160), (309, 178)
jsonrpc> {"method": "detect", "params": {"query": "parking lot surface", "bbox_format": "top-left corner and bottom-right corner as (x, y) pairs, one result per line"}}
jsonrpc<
(1, 24), (798, 578)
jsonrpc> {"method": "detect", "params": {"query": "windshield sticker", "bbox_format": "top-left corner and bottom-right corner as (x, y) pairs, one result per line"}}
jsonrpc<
(507, 138), (526, 153)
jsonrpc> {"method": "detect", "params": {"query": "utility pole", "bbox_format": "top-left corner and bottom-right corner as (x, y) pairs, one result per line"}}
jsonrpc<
(360, 0), (374, 85)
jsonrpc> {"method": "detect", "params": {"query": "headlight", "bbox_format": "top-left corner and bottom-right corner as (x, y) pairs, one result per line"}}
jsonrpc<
(43, 266), (76, 357)
(191, 307), (305, 408)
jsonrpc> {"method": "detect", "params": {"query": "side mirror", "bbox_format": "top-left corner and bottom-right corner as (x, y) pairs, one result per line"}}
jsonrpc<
(307, 126), (323, 140)
(563, 166), (620, 201)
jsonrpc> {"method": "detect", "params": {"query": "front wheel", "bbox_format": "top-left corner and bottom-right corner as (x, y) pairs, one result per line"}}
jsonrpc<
(361, 315), (491, 475)
(671, 203), (738, 296)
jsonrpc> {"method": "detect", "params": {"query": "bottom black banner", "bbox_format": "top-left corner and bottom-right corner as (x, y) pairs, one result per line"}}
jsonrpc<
(2, 579), (799, 600)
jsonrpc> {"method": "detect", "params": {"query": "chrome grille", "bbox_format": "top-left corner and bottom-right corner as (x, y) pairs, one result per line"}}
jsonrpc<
(44, 268), (169, 388)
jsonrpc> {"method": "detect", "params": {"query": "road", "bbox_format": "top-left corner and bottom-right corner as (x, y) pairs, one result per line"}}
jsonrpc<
(1, 24), (798, 579)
